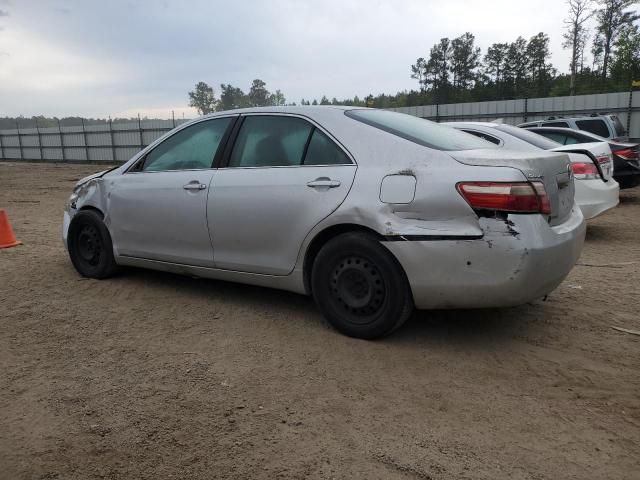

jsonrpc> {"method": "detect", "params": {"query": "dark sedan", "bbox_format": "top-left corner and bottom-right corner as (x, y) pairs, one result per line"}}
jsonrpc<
(522, 126), (640, 189)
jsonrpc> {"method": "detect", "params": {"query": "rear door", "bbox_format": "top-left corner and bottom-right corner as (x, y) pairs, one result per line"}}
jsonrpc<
(208, 114), (357, 275)
(107, 116), (234, 267)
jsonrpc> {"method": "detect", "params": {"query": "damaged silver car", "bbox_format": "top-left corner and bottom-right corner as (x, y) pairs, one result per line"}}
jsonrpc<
(63, 107), (586, 339)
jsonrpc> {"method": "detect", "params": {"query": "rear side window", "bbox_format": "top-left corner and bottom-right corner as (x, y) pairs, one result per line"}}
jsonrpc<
(544, 121), (570, 128)
(576, 119), (610, 138)
(495, 124), (561, 149)
(610, 115), (626, 136)
(303, 130), (350, 165)
(539, 132), (569, 144)
(229, 116), (312, 167)
(345, 109), (493, 151)
(461, 129), (501, 145)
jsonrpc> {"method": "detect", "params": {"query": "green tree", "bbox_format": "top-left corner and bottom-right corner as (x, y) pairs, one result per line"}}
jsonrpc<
(319, 95), (331, 105)
(410, 57), (428, 91)
(218, 83), (247, 111)
(610, 23), (640, 85)
(484, 43), (510, 98)
(188, 81), (218, 115)
(594, 0), (640, 82)
(248, 79), (270, 107)
(450, 33), (481, 97)
(269, 89), (286, 106)
(563, 0), (595, 96)
(425, 38), (452, 103)
(505, 37), (530, 97)
(527, 32), (556, 96)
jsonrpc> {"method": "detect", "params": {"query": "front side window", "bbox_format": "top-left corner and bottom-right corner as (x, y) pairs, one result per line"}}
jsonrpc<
(576, 119), (610, 138)
(141, 118), (232, 172)
(229, 116), (312, 167)
(345, 109), (493, 151)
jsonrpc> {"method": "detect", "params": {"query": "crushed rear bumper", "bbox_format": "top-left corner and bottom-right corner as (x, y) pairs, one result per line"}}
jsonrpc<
(384, 208), (586, 309)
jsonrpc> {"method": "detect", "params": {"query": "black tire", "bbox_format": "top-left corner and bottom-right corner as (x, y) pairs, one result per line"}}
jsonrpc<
(67, 210), (118, 279)
(311, 232), (414, 339)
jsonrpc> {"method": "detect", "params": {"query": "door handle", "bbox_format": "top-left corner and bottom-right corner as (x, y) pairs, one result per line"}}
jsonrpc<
(183, 182), (207, 191)
(307, 177), (341, 188)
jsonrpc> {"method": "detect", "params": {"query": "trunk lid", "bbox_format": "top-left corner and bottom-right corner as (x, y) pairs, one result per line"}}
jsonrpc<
(449, 148), (574, 226)
(551, 142), (613, 181)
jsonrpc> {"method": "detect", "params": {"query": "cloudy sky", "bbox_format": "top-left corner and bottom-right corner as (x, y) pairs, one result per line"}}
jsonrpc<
(0, 0), (580, 119)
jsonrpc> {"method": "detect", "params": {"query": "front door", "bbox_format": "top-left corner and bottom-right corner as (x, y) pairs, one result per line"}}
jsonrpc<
(107, 116), (234, 267)
(208, 114), (357, 275)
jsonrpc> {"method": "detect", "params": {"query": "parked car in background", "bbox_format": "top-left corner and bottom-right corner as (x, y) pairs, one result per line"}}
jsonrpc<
(518, 114), (627, 142)
(63, 107), (586, 339)
(446, 122), (619, 220)
(520, 126), (640, 189)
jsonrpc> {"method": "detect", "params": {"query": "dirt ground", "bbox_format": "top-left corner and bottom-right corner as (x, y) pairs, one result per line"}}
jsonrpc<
(0, 161), (639, 480)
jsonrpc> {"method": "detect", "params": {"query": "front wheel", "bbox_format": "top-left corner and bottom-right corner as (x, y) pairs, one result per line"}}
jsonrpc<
(311, 232), (414, 339)
(67, 210), (118, 279)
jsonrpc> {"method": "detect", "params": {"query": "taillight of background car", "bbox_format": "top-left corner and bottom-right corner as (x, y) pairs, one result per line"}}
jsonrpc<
(571, 162), (600, 179)
(615, 148), (639, 161)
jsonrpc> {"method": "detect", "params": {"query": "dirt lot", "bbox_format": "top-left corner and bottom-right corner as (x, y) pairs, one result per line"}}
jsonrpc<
(0, 161), (639, 480)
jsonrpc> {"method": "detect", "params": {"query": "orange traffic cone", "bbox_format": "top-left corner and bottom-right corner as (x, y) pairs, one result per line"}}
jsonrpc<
(0, 209), (21, 248)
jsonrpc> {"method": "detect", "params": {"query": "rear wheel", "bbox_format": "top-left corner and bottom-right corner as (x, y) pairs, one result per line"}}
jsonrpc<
(68, 210), (118, 279)
(311, 232), (414, 339)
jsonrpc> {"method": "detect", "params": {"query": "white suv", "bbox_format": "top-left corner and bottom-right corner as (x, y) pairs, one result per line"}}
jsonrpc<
(519, 114), (627, 142)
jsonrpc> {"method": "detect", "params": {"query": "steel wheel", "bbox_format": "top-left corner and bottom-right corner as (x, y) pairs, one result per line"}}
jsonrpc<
(76, 224), (102, 267)
(331, 256), (385, 323)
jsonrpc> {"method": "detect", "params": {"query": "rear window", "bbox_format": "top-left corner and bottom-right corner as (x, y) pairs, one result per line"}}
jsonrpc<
(344, 109), (494, 151)
(495, 124), (561, 150)
(576, 118), (610, 138)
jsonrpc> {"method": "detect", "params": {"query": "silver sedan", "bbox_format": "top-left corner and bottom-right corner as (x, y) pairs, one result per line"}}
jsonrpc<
(63, 107), (586, 339)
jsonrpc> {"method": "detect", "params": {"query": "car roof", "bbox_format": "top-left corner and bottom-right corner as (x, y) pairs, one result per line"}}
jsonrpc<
(201, 105), (358, 119)
(444, 121), (502, 129)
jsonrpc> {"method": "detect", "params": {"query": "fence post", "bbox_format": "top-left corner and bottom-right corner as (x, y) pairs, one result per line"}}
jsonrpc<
(81, 118), (90, 161)
(627, 88), (633, 138)
(57, 118), (66, 162)
(109, 117), (116, 162)
(15, 121), (23, 161)
(436, 104), (440, 123)
(138, 113), (144, 150)
(0, 130), (4, 160)
(35, 118), (43, 161)
(172, 110), (176, 128)
(524, 97), (529, 123)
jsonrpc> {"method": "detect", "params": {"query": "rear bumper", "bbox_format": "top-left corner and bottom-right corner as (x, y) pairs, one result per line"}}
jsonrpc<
(384, 208), (586, 310)
(575, 178), (619, 220)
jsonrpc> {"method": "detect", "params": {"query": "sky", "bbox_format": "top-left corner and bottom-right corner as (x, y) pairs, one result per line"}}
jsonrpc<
(0, 0), (585, 119)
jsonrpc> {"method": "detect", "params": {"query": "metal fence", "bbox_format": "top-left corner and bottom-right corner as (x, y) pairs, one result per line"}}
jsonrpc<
(1, 91), (638, 164)
(0, 118), (190, 164)
(391, 91), (640, 140)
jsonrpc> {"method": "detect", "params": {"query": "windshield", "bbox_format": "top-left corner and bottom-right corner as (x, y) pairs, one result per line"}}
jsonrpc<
(495, 124), (561, 150)
(345, 109), (495, 151)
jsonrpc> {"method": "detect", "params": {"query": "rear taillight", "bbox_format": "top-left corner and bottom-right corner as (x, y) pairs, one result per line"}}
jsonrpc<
(615, 148), (639, 161)
(457, 181), (551, 215)
(571, 162), (599, 179)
